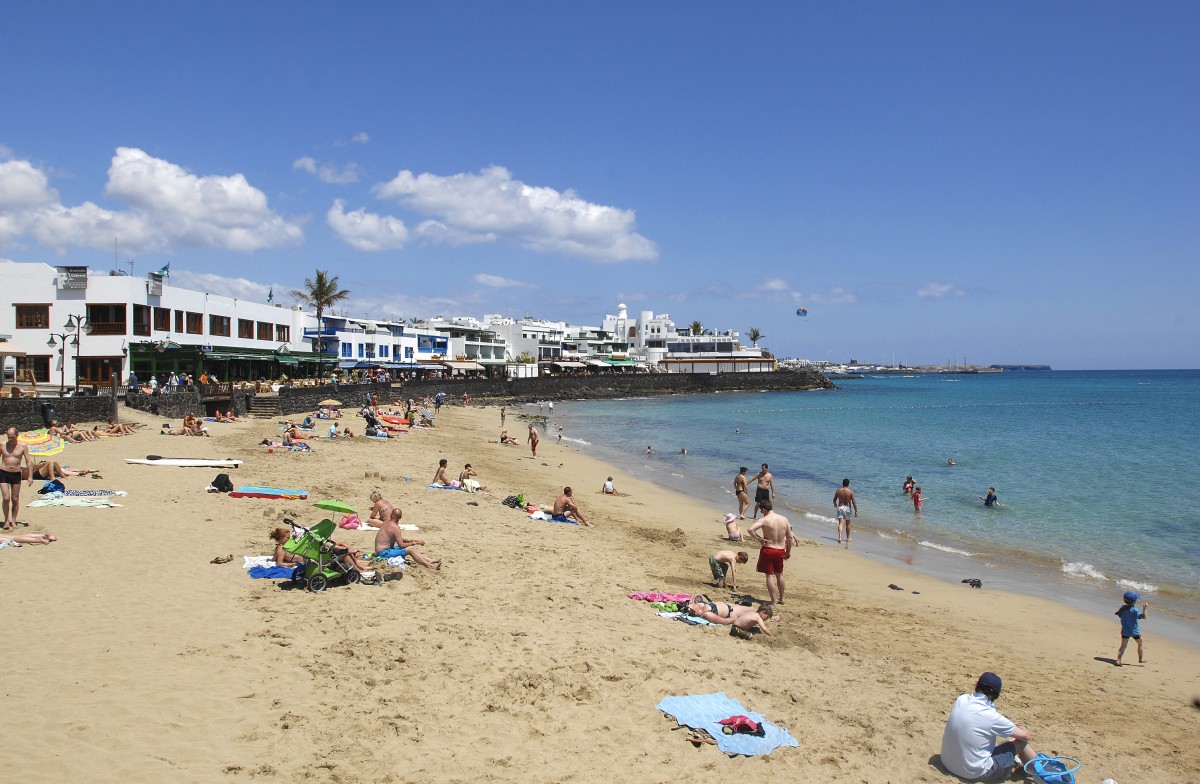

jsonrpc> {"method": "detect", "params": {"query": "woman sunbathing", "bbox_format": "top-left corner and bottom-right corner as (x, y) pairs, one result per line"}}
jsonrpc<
(499, 429), (518, 445)
(685, 599), (774, 636)
(268, 526), (306, 567)
(286, 425), (310, 440)
(105, 419), (137, 435)
(1, 531), (57, 545)
(32, 461), (99, 480)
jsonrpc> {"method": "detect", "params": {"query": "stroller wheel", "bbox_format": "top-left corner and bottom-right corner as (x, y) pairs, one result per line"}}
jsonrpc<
(306, 574), (328, 593)
(345, 569), (361, 585)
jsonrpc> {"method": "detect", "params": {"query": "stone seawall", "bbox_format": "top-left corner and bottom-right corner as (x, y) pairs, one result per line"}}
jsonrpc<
(277, 383), (391, 416)
(125, 388), (254, 420)
(0, 396), (116, 431)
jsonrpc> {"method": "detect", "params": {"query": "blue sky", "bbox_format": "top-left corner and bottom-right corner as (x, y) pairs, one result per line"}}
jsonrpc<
(1, 3), (1196, 369)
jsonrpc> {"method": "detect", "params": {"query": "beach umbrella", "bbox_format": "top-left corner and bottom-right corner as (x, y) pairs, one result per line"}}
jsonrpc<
(318, 399), (343, 407)
(18, 430), (65, 457)
(313, 499), (356, 515)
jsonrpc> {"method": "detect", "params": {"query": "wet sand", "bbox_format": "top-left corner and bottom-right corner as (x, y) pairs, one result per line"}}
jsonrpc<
(1, 403), (1197, 783)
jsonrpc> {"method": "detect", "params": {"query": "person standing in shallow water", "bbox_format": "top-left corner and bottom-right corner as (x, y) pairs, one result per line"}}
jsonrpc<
(833, 478), (857, 544)
(749, 463), (774, 519)
(733, 466), (750, 519)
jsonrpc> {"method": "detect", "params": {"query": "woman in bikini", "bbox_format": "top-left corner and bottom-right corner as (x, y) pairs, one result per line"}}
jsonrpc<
(685, 597), (760, 625)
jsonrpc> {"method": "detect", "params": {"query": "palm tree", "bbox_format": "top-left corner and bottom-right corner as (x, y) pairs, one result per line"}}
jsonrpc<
(292, 269), (350, 376)
(747, 326), (763, 347)
(689, 320), (704, 337)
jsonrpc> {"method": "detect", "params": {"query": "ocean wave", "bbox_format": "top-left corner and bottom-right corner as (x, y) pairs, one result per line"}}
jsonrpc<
(919, 541), (975, 557)
(561, 436), (591, 445)
(1061, 561), (1108, 581)
(1117, 578), (1158, 593)
(876, 531), (895, 540)
(804, 512), (836, 525)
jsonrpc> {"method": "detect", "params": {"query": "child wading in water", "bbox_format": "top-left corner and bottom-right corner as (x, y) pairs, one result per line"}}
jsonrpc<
(1115, 590), (1149, 666)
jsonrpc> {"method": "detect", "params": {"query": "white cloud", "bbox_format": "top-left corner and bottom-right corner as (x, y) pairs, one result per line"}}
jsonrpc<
(352, 132), (370, 144)
(326, 199), (409, 251)
(0, 148), (304, 253)
(917, 282), (965, 299)
(806, 287), (858, 305)
(0, 144), (13, 160)
(170, 270), (276, 302)
(365, 165), (659, 262)
(474, 273), (535, 289)
(764, 278), (789, 291)
(0, 159), (59, 209)
(293, 156), (360, 185)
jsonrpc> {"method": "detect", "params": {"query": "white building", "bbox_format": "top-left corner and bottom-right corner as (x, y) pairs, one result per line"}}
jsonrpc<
(0, 261), (320, 393)
(600, 303), (774, 373)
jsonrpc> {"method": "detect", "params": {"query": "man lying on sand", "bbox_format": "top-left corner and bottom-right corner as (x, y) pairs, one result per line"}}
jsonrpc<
(32, 461), (99, 480)
(374, 509), (441, 570)
(0, 531), (57, 545)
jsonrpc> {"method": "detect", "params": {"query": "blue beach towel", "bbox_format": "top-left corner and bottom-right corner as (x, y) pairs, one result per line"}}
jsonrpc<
(248, 565), (299, 579)
(657, 611), (718, 627)
(528, 513), (578, 525)
(656, 693), (800, 756)
(426, 484), (463, 490)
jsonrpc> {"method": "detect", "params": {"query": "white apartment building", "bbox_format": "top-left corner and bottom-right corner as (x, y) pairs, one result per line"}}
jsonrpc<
(0, 261), (320, 392)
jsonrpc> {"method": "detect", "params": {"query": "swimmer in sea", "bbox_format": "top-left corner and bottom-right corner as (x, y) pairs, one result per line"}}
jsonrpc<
(947, 458), (956, 466)
(981, 487), (1001, 507)
(903, 475), (914, 495)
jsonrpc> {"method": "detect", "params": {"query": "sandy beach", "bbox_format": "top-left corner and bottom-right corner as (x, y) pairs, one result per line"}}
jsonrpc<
(2, 402), (1197, 783)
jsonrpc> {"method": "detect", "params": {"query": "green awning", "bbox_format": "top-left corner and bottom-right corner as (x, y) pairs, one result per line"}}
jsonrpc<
(275, 356), (299, 365)
(603, 358), (637, 366)
(205, 352), (267, 361)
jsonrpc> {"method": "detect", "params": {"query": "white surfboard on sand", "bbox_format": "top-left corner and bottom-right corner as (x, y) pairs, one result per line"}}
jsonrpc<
(125, 458), (242, 467)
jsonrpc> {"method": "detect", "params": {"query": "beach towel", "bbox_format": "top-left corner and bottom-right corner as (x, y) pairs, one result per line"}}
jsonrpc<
(629, 592), (694, 603)
(230, 486), (309, 500)
(657, 611), (718, 627)
(656, 693), (800, 756)
(427, 484), (463, 490)
(62, 489), (127, 497)
(528, 512), (578, 525)
(28, 497), (123, 508)
(248, 565), (300, 579)
(242, 556), (276, 569)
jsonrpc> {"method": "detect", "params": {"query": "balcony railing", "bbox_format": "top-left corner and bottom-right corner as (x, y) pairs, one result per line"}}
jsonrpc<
(89, 321), (128, 336)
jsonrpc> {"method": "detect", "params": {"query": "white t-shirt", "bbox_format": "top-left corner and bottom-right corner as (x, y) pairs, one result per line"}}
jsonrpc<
(940, 693), (1017, 780)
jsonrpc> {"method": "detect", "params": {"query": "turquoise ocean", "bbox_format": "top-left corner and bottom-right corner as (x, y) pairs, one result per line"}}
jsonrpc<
(547, 370), (1200, 646)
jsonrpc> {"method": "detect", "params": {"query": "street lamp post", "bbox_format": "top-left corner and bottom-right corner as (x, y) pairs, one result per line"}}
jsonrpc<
(45, 314), (92, 397)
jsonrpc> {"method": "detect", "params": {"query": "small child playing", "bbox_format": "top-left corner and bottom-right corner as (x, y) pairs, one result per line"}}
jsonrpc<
(731, 604), (774, 639)
(709, 549), (749, 591)
(912, 486), (924, 512)
(1115, 590), (1149, 666)
(602, 477), (616, 494)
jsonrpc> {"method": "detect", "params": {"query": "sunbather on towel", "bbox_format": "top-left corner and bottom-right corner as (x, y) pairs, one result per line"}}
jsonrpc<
(268, 526), (305, 567)
(368, 490), (396, 524)
(432, 459), (455, 487)
(685, 600), (773, 635)
(33, 461), (99, 480)
(160, 424), (190, 436)
(375, 509), (441, 570)
(1, 531), (57, 545)
(286, 425), (310, 440)
(459, 464), (488, 493)
(499, 429), (518, 445)
(552, 487), (591, 526)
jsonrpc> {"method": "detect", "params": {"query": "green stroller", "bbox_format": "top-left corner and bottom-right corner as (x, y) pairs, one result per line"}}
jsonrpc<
(283, 518), (372, 592)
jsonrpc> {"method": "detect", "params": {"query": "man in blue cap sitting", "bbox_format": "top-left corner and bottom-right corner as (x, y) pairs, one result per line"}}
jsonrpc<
(940, 672), (1037, 781)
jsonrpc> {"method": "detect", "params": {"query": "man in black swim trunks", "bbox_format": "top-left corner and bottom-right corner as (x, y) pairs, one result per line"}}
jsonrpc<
(749, 463), (774, 519)
(2, 426), (35, 530)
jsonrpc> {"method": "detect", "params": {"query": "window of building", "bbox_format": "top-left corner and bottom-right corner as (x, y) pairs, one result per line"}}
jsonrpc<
(275, 324), (290, 342)
(210, 315), (231, 337)
(76, 357), (119, 384)
(255, 322), (270, 340)
(341, 344), (352, 358)
(15, 356), (50, 383)
(14, 304), (50, 329)
(186, 312), (203, 334)
(132, 305), (151, 336)
(154, 307), (171, 331)
(174, 310), (184, 333)
(379, 345), (389, 358)
(405, 347), (413, 358)
(86, 304), (128, 335)
(357, 344), (364, 358)
(238, 319), (254, 339)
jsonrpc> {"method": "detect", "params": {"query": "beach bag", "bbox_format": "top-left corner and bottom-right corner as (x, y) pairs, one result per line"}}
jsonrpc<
(339, 513), (361, 529)
(502, 495), (521, 508)
(38, 479), (65, 495)
(211, 473), (234, 493)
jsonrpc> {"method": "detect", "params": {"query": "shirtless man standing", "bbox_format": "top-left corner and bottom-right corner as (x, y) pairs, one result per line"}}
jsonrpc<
(527, 423), (540, 458)
(747, 499), (796, 605)
(552, 486), (591, 526)
(749, 463), (774, 519)
(733, 466), (750, 519)
(375, 508), (442, 570)
(833, 478), (858, 544)
(2, 426), (34, 530)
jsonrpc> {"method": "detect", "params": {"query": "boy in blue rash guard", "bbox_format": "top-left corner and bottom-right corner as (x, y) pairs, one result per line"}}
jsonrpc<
(1115, 590), (1149, 666)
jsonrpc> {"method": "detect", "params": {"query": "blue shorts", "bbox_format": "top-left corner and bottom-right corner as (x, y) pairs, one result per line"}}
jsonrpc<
(376, 546), (406, 560)
(980, 742), (1018, 782)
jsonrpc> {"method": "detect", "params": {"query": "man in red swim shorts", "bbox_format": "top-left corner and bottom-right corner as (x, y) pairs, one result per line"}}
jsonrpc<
(747, 499), (796, 605)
